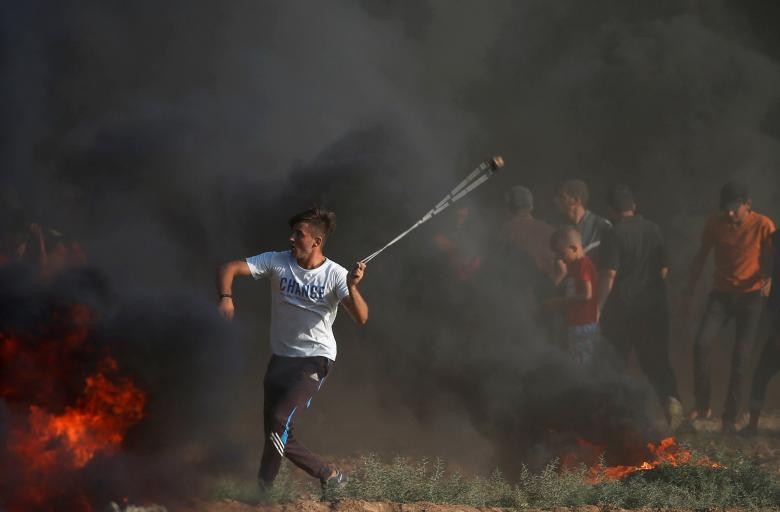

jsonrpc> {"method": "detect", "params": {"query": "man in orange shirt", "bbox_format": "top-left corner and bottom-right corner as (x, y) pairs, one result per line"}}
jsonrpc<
(683, 181), (775, 432)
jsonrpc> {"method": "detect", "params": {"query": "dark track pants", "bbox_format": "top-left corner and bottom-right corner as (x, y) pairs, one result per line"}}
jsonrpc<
(601, 299), (679, 406)
(693, 290), (764, 421)
(749, 317), (780, 415)
(258, 355), (332, 485)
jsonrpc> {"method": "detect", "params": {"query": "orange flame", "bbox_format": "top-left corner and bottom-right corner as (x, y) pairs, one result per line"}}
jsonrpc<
(13, 357), (146, 471)
(588, 437), (721, 482)
(1, 304), (146, 511)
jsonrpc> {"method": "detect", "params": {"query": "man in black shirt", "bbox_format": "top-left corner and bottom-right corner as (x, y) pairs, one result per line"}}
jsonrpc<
(742, 229), (779, 435)
(554, 179), (612, 262)
(597, 185), (682, 428)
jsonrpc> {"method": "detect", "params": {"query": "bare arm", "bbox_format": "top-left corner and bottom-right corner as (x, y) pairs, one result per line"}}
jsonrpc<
(216, 260), (252, 320)
(27, 223), (48, 268)
(680, 229), (713, 319)
(551, 258), (567, 286)
(597, 269), (617, 311)
(340, 262), (369, 325)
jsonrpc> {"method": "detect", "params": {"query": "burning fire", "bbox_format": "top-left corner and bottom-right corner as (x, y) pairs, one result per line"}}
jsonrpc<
(13, 357), (145, 471)
(1, 304), (146, 511)
(564, 436), (721, 482)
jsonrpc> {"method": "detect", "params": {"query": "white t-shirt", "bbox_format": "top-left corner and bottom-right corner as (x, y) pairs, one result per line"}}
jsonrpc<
(245, 250), (350, 361)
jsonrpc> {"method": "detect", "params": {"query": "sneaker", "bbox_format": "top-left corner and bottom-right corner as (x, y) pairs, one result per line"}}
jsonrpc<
(677, 408), (710, 433)
(688, 408), (712, 421)
(321, 469), (349, 490)
(667, 397), (684, 431)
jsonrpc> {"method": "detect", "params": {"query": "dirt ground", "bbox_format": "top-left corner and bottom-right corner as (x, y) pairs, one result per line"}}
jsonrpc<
(192, 498), (759, 512)
(677, 409), (780, 477)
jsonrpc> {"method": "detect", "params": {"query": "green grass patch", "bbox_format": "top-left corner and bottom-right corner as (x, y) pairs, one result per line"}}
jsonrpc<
(326, 451), (780, 509)
(211, 449), (780, 509)
(323, 455), (525, 507)
(211, 463), (307, 504)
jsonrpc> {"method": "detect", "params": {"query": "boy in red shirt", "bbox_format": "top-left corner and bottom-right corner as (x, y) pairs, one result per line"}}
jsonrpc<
(547, 226), (599, 365)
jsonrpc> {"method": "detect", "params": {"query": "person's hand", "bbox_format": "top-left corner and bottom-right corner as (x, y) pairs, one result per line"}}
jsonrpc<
(218, 297), (235, 320)
(760, 278), (772, 298)
(348, 262), (366, 287)
(552, 258), (569, 286)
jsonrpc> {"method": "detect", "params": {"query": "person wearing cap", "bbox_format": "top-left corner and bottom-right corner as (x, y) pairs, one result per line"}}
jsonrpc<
(503, 186), (556, 279)
(683, 181), (775, 433)
(741, 227), (779, 436)
(501, 186), (557, 338)
(597, 185), (682, 428)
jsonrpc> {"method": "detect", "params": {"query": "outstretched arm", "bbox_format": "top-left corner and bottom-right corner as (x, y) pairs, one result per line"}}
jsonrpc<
(216, 260), (252, 320)
(340, 262), (369, 325)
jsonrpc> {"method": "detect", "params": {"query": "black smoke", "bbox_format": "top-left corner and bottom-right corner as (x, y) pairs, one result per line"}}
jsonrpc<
(2, 0), (780, 496)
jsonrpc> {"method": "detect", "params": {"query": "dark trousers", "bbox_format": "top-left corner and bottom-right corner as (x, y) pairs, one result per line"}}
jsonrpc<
(602, 298), (679, 407)
(693, 290), (764, 421)
(258, 355), (332, 485)
(749, 317), (780, 414)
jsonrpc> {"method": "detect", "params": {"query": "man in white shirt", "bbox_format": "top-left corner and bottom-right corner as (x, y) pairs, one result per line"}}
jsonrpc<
(217, 207), (368, 490)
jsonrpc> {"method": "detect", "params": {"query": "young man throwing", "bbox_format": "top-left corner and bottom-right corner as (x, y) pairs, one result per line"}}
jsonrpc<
(217, 207), (369, 489)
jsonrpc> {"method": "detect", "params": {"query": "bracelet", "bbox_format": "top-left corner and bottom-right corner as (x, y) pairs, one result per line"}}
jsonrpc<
(220, 293), (233, 300)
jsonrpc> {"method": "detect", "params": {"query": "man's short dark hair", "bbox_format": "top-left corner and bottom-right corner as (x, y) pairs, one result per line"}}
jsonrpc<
(606, 184), (636, 212)
(289, 207), (337, 240)
(719, 181), (749, 212)
(557, 179), (590, 206)
(505, 185), (534, 212)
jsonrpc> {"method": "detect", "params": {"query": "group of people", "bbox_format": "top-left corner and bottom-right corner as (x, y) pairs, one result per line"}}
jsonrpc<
(216, 178), (779, 494)
(502, 179), (778, 435)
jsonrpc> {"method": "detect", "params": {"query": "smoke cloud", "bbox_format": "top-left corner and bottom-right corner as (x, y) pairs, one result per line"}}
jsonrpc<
(2, 0), (780, 498)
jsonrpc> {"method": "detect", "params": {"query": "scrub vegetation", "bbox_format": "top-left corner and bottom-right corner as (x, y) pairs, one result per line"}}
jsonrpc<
(213, 448), (780, 509)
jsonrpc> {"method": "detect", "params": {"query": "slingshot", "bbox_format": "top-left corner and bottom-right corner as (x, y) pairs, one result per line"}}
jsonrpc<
(360, 156), (505, 264)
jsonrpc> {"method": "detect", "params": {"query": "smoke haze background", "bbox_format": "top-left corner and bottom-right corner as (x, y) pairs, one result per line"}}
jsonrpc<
(2, 0), (780, 485)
